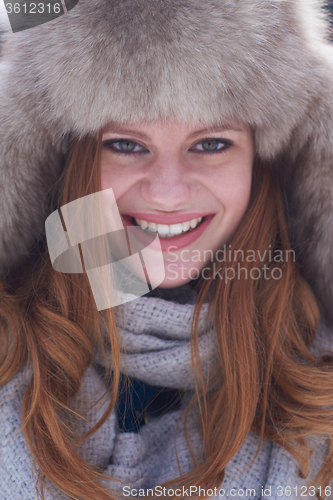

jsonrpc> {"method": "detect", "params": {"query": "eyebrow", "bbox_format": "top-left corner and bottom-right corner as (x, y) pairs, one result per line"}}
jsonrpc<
(102, 127), (150, 141)
(187, 124), (243, 139)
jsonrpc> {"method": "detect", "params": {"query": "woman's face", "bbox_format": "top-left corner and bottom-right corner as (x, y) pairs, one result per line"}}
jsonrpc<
(100, 120), (255, 288)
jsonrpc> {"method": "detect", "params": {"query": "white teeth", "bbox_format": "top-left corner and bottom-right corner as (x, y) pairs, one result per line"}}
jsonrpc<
(170, 223), (183, 235)
(156, 224), (170, 235)
(133, 216), (204, 237)
(138, 219), (148, 230)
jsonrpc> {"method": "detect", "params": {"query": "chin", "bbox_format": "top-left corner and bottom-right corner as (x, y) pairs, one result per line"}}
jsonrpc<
(155, 264), (203, 288)
(156, 277), (193, 288)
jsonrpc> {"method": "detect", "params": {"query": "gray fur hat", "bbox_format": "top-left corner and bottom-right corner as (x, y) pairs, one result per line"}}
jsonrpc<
(1, 0), (333, 321)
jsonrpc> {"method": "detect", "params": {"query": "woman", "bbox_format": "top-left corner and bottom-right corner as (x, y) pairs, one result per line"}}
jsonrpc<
(1, 1), (333, 499)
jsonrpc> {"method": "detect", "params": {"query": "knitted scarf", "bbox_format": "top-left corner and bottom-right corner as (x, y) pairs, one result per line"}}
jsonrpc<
(102, 285), (217, 390)
(0, 286), (331, 499)
(78, 287), (330, 499)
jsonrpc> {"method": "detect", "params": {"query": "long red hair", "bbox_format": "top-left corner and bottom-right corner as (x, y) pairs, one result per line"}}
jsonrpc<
(1, 133), (333, 500)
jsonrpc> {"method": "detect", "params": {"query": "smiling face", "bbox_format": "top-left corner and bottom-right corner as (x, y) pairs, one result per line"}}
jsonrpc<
(100, 120), (255, 287)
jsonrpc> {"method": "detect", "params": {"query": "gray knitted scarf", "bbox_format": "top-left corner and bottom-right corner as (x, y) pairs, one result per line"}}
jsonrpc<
(103, 285), (217, 390)
(0, 286), (331, 499)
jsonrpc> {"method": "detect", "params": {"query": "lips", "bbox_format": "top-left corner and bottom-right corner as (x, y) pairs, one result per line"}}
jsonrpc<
(121, 213), (215, 251)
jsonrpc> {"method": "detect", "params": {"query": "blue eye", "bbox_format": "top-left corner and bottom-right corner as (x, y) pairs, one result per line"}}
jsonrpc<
(102, 139), (147, 154)
(190, 138), (232, 154)
(116, 140), (137, 152)
(201, 139), (221, 151)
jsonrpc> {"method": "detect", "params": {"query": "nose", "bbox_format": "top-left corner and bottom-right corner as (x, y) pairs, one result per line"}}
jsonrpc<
(141, 156), (193, 211)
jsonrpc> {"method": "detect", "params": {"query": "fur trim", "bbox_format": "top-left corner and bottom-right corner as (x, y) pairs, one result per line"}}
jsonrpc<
(1, 0), (333, 321)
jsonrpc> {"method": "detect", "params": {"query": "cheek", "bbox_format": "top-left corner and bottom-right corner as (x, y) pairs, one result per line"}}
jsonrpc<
(215, 169), (252, 216)
(100, 166), (114, 191)
(210, 163), (253, 245)
(100, 155), (116, 191)
(100, 158), (130, 199)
